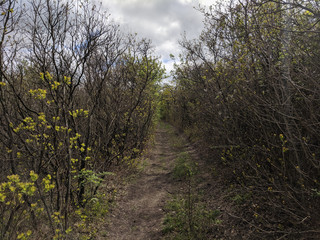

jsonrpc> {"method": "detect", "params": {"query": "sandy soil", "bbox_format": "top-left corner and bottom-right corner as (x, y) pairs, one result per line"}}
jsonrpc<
(105, 123), (180, 240)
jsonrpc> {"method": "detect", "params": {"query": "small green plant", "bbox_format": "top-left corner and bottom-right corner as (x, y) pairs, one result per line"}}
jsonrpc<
(173, 152), (198, 180)
(164, 152), (221, 239)
(71, 190), (114, 240)
(231, 193), (251, 205)
(163, 195), (221, 239)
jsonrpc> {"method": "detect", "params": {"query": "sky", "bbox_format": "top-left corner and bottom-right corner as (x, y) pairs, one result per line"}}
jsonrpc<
(101, 0), (217, 81)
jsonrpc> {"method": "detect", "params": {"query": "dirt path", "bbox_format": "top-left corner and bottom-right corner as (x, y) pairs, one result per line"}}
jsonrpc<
(105, 122), (182, 240)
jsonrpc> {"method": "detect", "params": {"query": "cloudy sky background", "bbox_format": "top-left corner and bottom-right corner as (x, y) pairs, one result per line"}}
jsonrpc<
(101, 0), (216, 80)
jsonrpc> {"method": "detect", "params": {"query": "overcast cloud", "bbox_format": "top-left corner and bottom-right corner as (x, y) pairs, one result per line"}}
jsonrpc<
(101, 0), (216, 80)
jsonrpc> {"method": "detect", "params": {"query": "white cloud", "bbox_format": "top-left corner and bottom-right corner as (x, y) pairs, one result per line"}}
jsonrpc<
(102, 0), (216, 80)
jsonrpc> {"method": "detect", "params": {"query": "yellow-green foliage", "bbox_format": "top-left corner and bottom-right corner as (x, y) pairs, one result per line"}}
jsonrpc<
(0, 1), (165, 237)
(0, 171), (44, 239)
(0, 173), (37, 205)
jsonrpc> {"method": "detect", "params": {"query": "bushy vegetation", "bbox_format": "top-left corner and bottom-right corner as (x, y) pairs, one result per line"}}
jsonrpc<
(161, 0), (320, 238)
(0, 0), (164, 238)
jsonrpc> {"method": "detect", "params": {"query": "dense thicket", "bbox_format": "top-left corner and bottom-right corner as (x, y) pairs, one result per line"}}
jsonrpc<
(161, 0), (320, 238)
(0, 0), (163, 238)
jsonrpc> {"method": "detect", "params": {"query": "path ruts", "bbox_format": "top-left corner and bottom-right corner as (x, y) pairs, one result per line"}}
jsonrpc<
(105, 122), (183, 240)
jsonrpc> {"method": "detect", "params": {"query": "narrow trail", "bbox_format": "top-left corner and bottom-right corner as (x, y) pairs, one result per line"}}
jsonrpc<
(105, 122), (185, 240)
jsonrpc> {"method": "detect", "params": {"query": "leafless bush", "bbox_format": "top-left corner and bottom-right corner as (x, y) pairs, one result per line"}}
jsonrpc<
(163, 0), (320, 238)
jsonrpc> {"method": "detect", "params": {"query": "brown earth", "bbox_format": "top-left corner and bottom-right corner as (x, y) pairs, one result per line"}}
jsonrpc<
(96, 121), (320, 240)
(95, 122), (235, 240)
(104, 122), (187, 240)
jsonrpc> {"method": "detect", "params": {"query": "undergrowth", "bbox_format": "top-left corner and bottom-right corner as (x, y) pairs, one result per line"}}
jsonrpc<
(163, 152), (221, 239)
